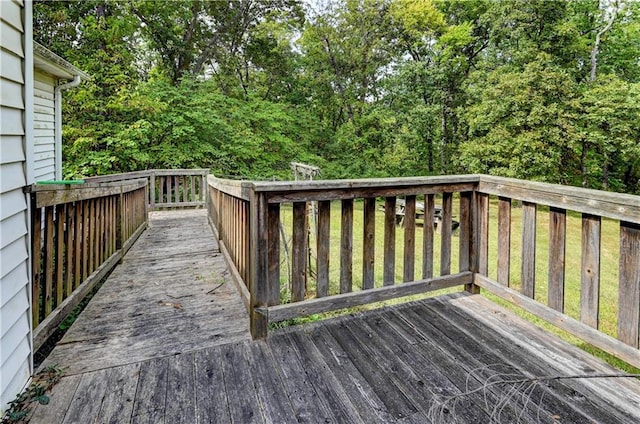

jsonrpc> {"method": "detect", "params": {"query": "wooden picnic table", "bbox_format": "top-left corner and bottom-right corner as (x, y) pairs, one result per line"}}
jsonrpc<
(383, 198), (459, 232)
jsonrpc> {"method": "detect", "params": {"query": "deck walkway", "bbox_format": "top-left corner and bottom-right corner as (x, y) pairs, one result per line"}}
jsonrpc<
(39, 209), (250, 375)
(27, 210), (640, 423)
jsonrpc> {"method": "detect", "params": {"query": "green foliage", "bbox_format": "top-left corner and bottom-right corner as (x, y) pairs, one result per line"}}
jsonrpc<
(573, 75), (640, 191)
(32, 0), (640, 192)
(1, 366), (64, 424)
(460, 55), (578, 183)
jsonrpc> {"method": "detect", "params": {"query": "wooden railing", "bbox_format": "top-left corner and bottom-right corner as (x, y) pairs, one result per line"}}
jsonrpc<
(30, 179), (148, 351)
(208, 175), (480, 337)
(207, 177), (252, 310)
(84, 169), (209, 210)
(207, 174), (640, 369)
(474, 176), (640, 369)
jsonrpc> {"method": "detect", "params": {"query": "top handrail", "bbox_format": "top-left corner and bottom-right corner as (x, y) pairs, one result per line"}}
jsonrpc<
(83, 168), (209, 184)
(478, 175), (640, 224)
(29, 178), (147, 208)
(209, 173), (640, 223)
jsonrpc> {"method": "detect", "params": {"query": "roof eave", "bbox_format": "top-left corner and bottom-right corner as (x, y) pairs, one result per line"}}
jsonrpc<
(33, 42), (91, 81)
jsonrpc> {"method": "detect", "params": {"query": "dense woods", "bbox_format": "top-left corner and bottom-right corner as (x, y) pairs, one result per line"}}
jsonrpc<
(34, 0), (640, 193)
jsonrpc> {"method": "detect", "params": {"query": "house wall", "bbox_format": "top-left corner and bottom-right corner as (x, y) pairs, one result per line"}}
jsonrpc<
(33, 70), (55, 182)
(0, 0), (33, 413)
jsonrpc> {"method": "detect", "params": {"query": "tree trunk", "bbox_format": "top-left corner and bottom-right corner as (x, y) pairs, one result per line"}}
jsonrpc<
(590, 1), (619, 82)
(581, 141), (589, 187)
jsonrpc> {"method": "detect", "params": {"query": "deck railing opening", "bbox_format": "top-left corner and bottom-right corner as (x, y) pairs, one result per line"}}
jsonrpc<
(207, 174), (640, 369)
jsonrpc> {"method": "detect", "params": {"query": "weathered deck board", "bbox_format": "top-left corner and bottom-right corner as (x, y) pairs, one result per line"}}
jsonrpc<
(39, 209), (250, 375)
(30, 292), (640, 423)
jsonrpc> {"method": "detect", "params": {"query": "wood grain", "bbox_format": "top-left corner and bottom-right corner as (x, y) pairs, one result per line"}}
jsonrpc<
(403, 195), (416, 282)
(362, 198), (376, 289)
(317, 200), (331, 297)
(30, 291), (640, 424)
(548, 207), (566, 312)
(292, 202), (308, 302)
(422, 194), (434, 279)
(341, 199), (354, 293)
(476, 193), (489, 276)
(440, 192), (452, 276)
(383, 197), (397, 286)
(618, 221), (640, 347)
(521, 201), (536, 298)
(474, 273), (640, 370)
(39, 210), (250, 374)
(581, 214), (601, 329)
(497, 197), (511, 286)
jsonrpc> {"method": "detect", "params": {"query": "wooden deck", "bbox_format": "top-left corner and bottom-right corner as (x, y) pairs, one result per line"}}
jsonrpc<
(38, 209), (250, 375)
(25, 208), (640, 423)
(30, 290), (640, 422)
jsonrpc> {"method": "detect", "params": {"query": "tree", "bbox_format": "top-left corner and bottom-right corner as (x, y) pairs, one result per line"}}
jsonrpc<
(130, 0), (305, 96)
(574, 75), (640, 191)
(460, 55), (578, 183)
(34, 0), (142, 176)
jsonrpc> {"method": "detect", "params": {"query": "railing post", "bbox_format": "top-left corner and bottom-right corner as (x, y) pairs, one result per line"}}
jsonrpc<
(149, 171), (156, 211)
(467, 191), (489, 294)
(250, 188), (269, 339)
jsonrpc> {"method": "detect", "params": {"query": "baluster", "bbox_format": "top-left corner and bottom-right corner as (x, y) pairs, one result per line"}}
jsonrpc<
(65, 203), (74, 297)
(403, 195), (416, 282)
(362, 198), (375, 289)
(341, 199), (353, 293)
(267, 203), (281, 305)
(55, 204), (66, 306)
(476, 193), (490, 277)
(422, 194), (435, 279)
(82, 200), (90, 280)
(440, 192), (453, 276)
(548, 207), (566, 312)
(581, 214), (601, 329)
(292, 202), (308, 302)
(459, 192), (471, 273)
(190, 175), (196, 203)
(317, 200), (330, 297)
(44, 206), (54, 315)
(383, 197), (396, 286)
(74, 201), (82, 289)
(618, 221), (640, 347)
(521, 201), (537, 298)
(497, 197), (511, 286)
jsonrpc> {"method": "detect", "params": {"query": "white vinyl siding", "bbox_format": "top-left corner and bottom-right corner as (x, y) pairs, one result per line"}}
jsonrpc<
(0, 0), (32, 413)
(33, 71), (55, 182)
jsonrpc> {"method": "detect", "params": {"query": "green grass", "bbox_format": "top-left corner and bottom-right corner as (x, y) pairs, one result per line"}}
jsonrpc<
(274, 196), (638, 373)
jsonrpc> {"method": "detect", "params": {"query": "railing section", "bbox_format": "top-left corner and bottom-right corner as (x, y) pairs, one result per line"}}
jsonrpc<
(85, 169), (209, 210)
(475, 176), (640, 368)
(30, 179), (148, 351)
(207, 176), (252, 310)
(208, 175), (482, 339)
(208, 173), (640, 368)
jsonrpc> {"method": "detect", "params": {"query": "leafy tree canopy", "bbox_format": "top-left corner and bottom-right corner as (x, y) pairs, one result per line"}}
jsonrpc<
(33, 0), (640, 193)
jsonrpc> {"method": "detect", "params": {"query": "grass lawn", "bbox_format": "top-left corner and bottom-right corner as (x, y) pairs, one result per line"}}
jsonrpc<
(276, 196), (637, 373)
